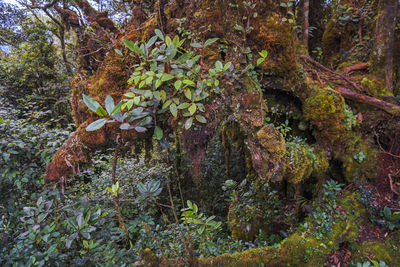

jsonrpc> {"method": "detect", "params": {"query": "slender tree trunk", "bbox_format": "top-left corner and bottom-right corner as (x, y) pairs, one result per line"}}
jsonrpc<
(370, 0), (399, 92)
(303, 0), (309, 50)
(59, 28), (72, 74)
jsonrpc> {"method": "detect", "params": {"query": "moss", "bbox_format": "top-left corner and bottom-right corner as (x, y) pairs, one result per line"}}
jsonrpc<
(249, 13), (297, 75)
(336, 132), (378, 181)
(256, 125), (286, 162)
(361, 77), (392, 97)
(285, 143), (314, 184)
(303, 86), (349, 145)
(193, 193), (374, 266)
(227, 203), (263, 241)
(355, 231), (400, 265)
(140, 248), (161, 266)
(247, 125), (287, 182)
(234, 91), (266, 129)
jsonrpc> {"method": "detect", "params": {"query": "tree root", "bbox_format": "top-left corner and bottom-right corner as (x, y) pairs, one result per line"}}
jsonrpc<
(335, 87), (400, 116)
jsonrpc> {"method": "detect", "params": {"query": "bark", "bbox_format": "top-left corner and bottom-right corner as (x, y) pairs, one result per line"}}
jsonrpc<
(303, 0), (310, 50)
(370, 0), (399, 92)
(336, 87), (400, 116)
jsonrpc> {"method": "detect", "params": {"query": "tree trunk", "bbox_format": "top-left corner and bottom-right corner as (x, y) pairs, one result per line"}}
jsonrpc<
(303, 0), (310, 50)
(370, 0), (399, 92)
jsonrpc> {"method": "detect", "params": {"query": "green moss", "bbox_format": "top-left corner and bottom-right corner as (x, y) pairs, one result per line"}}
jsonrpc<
(361, 77), (392, 97)
(303, 86), (348, 144)
(336, 132), (378, 181)
(256, 125), (286, 162)
(285, 143), (314, 184)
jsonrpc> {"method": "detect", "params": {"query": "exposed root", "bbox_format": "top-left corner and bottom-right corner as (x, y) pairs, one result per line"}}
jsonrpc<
(300, 54), (362, 91)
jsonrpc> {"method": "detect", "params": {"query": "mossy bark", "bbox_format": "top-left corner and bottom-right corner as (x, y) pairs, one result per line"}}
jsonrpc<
(370, 0), (399, 92)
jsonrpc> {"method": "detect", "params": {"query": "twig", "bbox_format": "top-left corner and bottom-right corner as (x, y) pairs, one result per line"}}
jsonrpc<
(374, 130), (400, 159)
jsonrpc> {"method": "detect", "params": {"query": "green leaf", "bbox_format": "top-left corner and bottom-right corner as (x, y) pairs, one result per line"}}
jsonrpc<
(105, 95), (115, 115)
(146, 36), (158, 48)
(195, 115), (207, 123)
(177, 102), (190, 109)
(204, 38), (219, 47)
(125, 92), (135, 98)
(120, 123), (131, 130)
(224, 62), (232, 70)
(259, 50), (268, 58)
(384, 206), (392, 219)
(165, 36), (172, 46)
(215, 61), (223, 69)
(184, 89), (192, 100)
(154, 126), (163, 140)
(133, 96), (141, 105)
(96, 106), (108, 116)
(257, 57), (265, 66)
(123, 39), (142, 54)
(155, 29), (164, 41)
(160, 90), (167, 102)
(134, 126), (147, 132)
(86, 119), (108, 131)
(183, 80), (196, 87)
(174, 80), (182, 90)
(155, 79), (162, 89)
(188, 103), (196, 115)
(162, 99), (172, 109)
(83, 94), (101, 114)
(185, 117), (193, 129)
(161, 74), (174, 82)
(170, 104), (178, 117)
(190, 42), (203, 48)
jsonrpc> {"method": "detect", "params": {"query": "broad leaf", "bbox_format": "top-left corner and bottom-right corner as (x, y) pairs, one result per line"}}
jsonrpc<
(185, 117), (193, 129)
(195, 115), (207, 123)
(155, 29), (164, 41)
(204, 38), (219, 47)
(105, 95), (115, 115)
(86, 118), (108, 131)
(83, 94), (101, 114)
(154, 126), (163, 140)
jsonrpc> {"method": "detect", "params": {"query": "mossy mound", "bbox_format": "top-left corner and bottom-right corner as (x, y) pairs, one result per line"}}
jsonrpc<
(285, 142), (329, 184)
(303, 87), (349, 145)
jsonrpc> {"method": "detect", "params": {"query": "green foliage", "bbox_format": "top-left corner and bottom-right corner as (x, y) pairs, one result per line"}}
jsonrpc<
(82, 29), (232, 137)
(352, 260), (389, 267)
(311, 180), (344, 240)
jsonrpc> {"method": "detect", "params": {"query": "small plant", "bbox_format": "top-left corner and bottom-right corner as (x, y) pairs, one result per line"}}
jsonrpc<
(381, 206), (400, 230)
(353, 151), (366, 163)
(311, 180), (343, 240)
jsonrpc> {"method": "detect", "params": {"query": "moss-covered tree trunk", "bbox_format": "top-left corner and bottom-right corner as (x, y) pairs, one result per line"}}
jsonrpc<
(370, 0), (398, 92)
